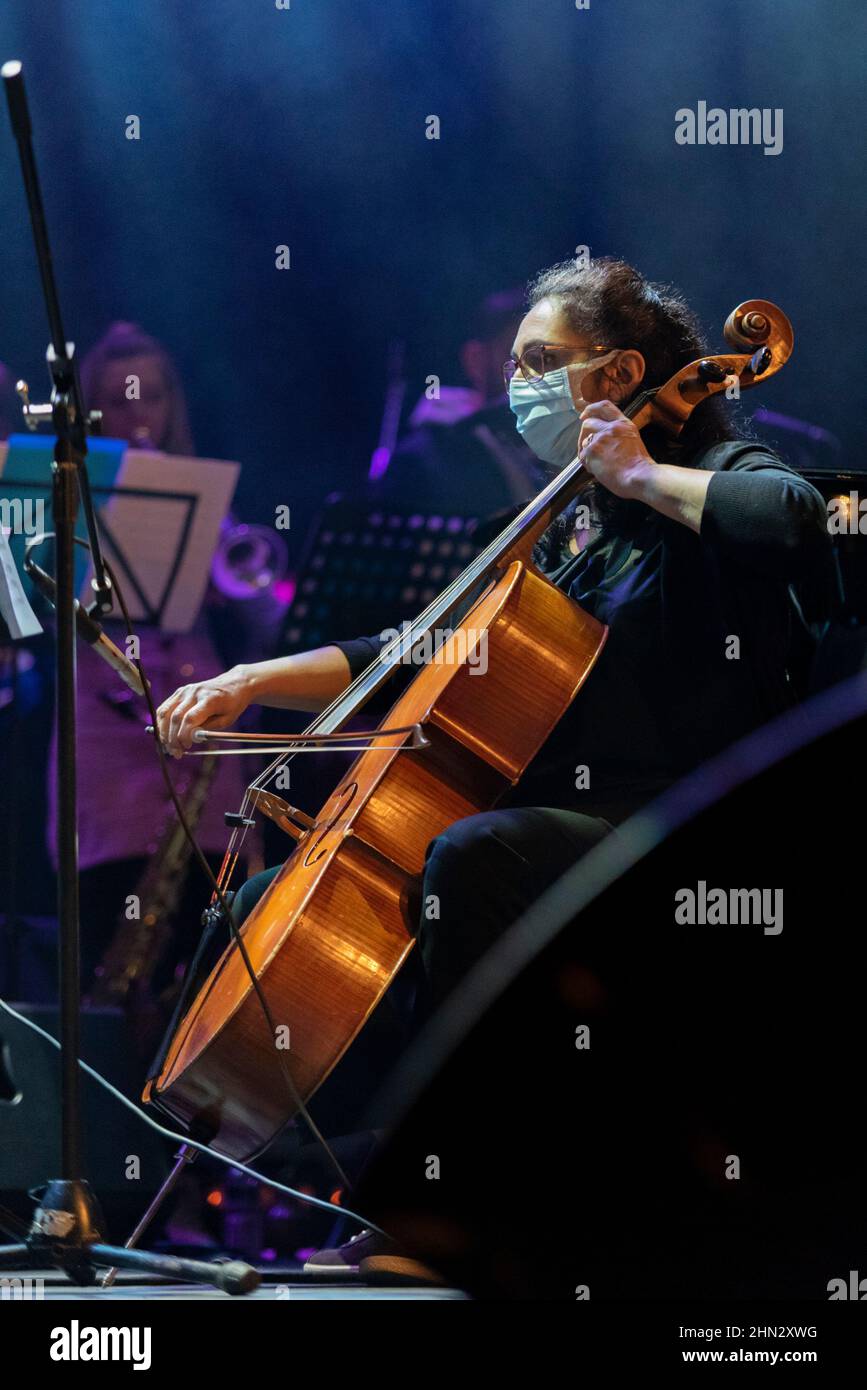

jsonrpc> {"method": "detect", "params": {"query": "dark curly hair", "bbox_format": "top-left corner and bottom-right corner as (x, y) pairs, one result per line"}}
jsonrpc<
(526, 257), (742, 549)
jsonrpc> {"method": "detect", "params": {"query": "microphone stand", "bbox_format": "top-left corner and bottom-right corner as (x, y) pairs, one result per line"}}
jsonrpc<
(0, 59), (257, 1295)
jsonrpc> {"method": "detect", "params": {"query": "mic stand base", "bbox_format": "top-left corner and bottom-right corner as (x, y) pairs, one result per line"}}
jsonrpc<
(0, 1178), (260, 1295)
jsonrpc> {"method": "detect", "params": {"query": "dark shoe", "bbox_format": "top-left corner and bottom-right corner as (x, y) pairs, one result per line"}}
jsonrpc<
(303, 1227), (381, 1276)
(304, 1227), (444, 1284)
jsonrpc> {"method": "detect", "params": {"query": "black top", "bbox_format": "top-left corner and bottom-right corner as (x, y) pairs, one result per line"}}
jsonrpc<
(334, 441), (833, 824)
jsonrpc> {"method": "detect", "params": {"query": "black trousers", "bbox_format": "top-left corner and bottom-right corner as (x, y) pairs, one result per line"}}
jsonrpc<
(232, 808), (612, 1130)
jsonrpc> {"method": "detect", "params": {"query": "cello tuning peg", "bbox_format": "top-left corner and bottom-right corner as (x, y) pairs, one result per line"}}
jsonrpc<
(749, 346), (773, 376)
(696, 359), (729, 384)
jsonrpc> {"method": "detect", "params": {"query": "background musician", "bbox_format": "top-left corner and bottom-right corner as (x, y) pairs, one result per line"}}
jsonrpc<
(374, 288), (543, 515)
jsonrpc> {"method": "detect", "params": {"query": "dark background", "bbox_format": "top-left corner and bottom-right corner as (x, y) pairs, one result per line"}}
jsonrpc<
(0, 0), (864, 543)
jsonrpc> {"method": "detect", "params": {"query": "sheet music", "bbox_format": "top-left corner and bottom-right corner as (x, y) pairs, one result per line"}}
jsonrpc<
(0, 525), (42, 639)
(0, 440), (240, 634)
(85, 449), (239, 631)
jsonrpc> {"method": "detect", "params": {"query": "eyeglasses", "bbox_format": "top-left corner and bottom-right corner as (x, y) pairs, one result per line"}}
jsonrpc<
(503, 342), (614, 388)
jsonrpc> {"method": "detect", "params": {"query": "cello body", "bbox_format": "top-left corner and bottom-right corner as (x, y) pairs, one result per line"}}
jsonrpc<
(146, 559), (607, 1158)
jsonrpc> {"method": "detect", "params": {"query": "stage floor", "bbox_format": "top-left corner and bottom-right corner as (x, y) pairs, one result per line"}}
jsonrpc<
(14, 1270), (467, 1301)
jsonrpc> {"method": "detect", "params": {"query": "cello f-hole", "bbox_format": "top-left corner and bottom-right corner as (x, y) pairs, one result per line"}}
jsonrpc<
(303, 781), (359, 868)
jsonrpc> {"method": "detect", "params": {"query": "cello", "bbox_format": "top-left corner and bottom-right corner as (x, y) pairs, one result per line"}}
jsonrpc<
(144, 300), (793, 1161)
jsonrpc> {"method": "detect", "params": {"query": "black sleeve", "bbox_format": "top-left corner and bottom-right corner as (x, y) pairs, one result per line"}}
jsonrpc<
(698, 443), (831, 581)
(330, 571), (494, 682)
(331, 633), (391, 680)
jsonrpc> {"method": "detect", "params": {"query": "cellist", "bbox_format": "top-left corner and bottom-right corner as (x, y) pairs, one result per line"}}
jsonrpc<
(155, 256), (831, 1268)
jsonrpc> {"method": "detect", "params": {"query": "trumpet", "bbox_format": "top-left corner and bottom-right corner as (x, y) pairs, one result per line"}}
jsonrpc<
(210, 521), (293, 647)
(211, 522), (290, 601)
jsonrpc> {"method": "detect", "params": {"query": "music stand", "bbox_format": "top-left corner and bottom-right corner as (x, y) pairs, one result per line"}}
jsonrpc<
(0, 436), (240, 633)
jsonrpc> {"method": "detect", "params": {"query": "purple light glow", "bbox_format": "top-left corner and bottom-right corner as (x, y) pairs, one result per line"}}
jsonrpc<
(369, 445), (391, 480)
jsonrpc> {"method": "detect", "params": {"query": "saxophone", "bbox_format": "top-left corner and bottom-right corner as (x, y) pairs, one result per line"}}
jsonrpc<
(88, 752), (220, 1008)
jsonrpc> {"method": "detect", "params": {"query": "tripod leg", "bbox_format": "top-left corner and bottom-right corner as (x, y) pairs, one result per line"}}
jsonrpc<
(0, 1179), (258, 1293)
(88, 1242), (260, 1295)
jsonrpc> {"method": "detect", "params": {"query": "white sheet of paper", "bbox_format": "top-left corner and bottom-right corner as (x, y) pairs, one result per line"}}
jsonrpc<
(0, 442), (239, 633)
(82, 449), (239, 632)
(0, 525), (43, 639)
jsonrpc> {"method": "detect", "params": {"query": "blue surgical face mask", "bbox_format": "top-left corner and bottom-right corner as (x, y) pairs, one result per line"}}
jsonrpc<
(509, 352), (618, 468)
